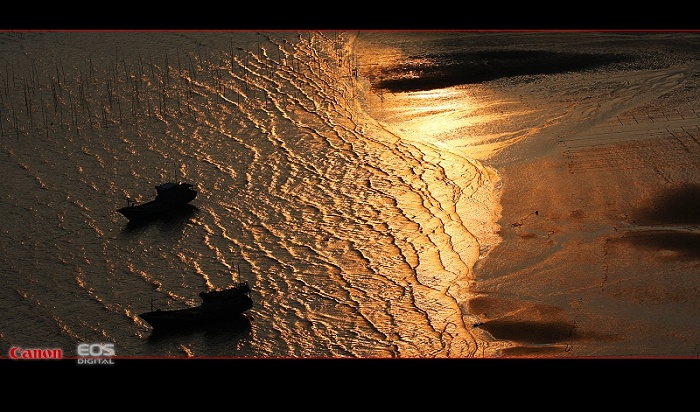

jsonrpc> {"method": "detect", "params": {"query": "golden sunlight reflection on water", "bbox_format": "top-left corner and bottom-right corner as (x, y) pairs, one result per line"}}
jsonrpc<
(366, 82), (531, 163)
(357, 74), (508, 356)
(371, 88), (474, 139)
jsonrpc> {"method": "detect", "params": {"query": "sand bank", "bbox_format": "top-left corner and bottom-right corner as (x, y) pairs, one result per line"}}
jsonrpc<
(471, 53), (700, 358)
(356, 32), (700, 357)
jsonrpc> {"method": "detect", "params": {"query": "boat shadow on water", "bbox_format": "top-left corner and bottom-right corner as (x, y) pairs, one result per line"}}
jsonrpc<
(146, 313), (253, 344)
(121, 204), (199, 234)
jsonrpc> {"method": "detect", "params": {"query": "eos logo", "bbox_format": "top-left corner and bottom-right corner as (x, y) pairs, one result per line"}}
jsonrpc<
(76, 343), (115, 365)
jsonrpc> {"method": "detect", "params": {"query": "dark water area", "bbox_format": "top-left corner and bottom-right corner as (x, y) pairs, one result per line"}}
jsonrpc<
(372, 50), (634, 92)
(0, 31), (501, 358)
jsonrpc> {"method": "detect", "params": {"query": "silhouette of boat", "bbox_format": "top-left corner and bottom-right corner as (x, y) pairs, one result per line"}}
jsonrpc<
(139, 281), (253, 330)
(118, 181), (197, 221)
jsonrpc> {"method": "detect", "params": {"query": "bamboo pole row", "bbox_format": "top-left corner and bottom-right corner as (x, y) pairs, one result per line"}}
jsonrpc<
(0, 32), (360, 139)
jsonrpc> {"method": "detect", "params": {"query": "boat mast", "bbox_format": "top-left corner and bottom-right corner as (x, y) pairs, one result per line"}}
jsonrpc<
(173, 162), (177, 183)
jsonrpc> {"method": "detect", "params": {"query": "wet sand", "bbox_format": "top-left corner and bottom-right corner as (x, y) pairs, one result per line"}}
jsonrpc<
(357, 31), (700, 357)
(472, 81), (700, 357)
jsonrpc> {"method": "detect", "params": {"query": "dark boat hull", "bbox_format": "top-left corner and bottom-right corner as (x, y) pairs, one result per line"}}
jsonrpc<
(139, 282), (253, 330)
(139, 297), (253, 329)
(118, 199), (193, 221)
(118, 182), (197, 221)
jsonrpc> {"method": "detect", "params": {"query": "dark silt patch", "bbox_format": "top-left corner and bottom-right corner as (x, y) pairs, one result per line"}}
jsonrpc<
(623, 183), (700, 259)
(620, 231), (700, 259)
(632, 183), (700, 225)
(369, 50), (633, 93)
(469, 296), (587, 346)
(479, 320), (576, 344)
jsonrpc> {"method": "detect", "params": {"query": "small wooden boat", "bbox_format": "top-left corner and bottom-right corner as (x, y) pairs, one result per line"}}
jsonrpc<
(118, 181), (197, 221)
(139, 281), (253, 330)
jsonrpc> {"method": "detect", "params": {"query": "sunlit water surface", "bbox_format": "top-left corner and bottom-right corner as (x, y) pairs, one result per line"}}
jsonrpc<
(0, 32), (508, 357)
